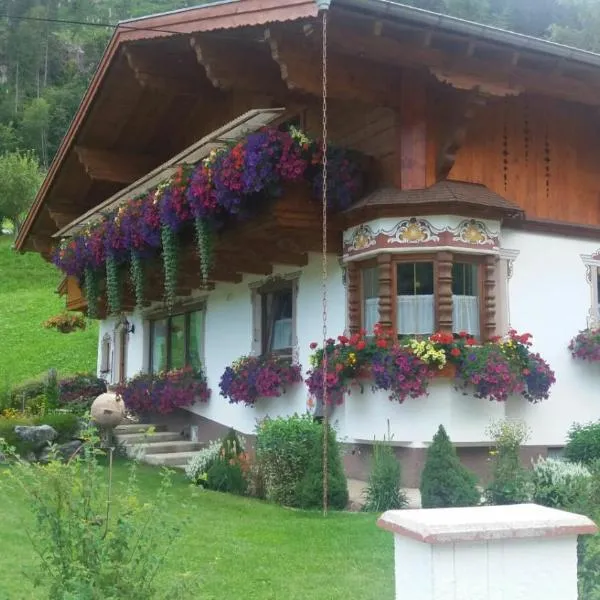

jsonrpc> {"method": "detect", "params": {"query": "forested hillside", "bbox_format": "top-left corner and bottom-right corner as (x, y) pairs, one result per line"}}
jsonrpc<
(0, 0), (596, 175)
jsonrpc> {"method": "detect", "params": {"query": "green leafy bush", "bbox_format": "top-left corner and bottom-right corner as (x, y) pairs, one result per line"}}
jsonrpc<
(205, 429), (248, 496)
(363, 439), (407, 512)
(531, 457), (591, 509)
(0, 431), (195, 599)
(294, 426), (348, 511)
(420, 425), (480, 509)
(485, 420), (532, 505)
(565, 421), (600, 465)
(185, 439), (222, 486)
(256, 414), (348, 509)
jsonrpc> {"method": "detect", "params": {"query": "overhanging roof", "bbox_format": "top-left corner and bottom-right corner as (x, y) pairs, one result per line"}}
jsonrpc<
(16, 0), (600, 253)
(54, 107), (285, 237)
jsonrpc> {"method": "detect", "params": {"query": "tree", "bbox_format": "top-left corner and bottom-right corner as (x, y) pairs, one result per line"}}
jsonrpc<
(0, 151), (43, 234)
(420, 425), (481, 508)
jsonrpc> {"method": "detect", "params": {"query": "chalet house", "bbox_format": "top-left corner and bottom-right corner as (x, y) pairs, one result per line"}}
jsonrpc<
(16, 0), (600, 483)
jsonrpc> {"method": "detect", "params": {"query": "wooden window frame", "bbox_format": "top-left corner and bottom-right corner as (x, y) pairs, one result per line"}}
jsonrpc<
(350, 252), (497, 341)
(148, 302), (206, 373)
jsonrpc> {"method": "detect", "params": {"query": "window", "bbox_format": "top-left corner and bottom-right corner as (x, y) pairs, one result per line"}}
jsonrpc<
(396, 261), (435, 335)
(261, 282), (294, 355)
(100, 334), (111, 375)
(352, 253), (493, 340)
(252, 277), (298, 358)
(149, 306), (205, 373)
(452, 262), (480, 338)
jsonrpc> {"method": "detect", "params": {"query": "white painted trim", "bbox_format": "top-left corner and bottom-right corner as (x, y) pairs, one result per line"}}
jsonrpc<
(343, 245), (500, 263)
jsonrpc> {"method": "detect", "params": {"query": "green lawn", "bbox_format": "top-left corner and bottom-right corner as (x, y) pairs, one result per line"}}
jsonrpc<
(0, 460), (394, 599)
(0, 236), (97, 386)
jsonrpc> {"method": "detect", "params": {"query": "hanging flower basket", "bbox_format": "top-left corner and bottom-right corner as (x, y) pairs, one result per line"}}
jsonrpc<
(43, 312), (86, 334)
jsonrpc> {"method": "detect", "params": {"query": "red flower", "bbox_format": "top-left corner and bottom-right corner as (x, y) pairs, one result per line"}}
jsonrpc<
(466, 338), (476, 346)
(376, 339), (387, 349)
(450, 348), (461, 357)
(458, 331), (468, 338)
(310, 342), (318, 350)
(522, 368), (530, 375)
(338, 335), (349, 345)
(356, 340), (366, 351)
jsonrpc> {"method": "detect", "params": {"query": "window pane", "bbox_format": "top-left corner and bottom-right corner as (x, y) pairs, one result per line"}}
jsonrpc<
(397, 262), (435, 335)
(397, 262), (434, 295)
(264, 286), (293, 353)
(188, 310), (204, 372)
(170, 315), (186, 370)
(151, 319), (168, 373)
(452, 262), (480, 337)
(362, 266), (379, 334)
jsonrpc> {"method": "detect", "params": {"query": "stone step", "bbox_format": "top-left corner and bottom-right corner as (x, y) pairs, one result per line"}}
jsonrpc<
(125, 440), (205, 457)
(142, 451), (200, 467)
(114, 423), (167, 435)
(116, 431), (183, 445)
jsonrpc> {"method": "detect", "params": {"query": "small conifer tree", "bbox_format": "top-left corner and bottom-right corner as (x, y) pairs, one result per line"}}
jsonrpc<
(420, 425), (480, 508)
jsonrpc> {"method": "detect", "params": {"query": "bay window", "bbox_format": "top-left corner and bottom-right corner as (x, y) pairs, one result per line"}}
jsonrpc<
(149, 305), (205, 373)
(350, 252), (495, 340)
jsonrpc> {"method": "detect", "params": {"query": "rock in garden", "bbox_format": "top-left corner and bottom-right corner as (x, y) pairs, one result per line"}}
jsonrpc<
(14, 425), (57, 450)
(39, 440), (84, 464)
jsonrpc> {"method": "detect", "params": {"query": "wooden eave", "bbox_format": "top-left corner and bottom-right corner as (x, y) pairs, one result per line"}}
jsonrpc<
(18, 0), (600, 256)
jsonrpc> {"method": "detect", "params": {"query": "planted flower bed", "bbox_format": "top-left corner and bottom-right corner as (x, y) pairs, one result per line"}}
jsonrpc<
(52, 126), (364, 316)
(219, 355), (302, 407)
(116, 366), (211, 414)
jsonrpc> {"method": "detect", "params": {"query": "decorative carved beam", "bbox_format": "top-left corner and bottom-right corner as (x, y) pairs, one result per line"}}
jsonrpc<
(123, 46), (204, 95)
(436, 92), (488, 182)
(74, 146), (160, 185)
(435, 251), (453, 333)
(483, 255), (497, 341)
(347, 261), (361, 334)
(265, 27), (400, 106)
(377, 253), (392, 329)
(190, 35), (287, 96)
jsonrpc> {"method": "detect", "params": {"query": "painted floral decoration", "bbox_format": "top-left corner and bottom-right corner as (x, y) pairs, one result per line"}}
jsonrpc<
(116, 366), (211, 414)
(52, 126), (364, 315)
(219, 355), (302, 407)
(569, 329), (600, 362)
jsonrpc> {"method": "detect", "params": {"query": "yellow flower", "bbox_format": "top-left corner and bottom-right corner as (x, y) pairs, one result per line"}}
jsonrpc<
(348, 352), (357, 365)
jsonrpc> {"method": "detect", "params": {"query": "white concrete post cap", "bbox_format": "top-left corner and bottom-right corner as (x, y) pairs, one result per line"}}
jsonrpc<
(378, 504), (598, 544)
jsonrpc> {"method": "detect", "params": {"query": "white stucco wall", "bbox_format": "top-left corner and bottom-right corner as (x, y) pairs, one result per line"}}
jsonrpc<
(98, 229), (600, 447)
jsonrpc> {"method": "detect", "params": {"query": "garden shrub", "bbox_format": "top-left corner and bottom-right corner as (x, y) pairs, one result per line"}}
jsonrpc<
(294, 425), (348, 510)
(256, 414), (348, 509)
(565, 421), (600, 465)
(485, 419), (532, 505)
(185, 439), (222, 485)
(0, 430), (196, 599)
(57, 373), (106, 409)
(420, 425), (480, 508)
(531, 457), (591, 510)
(363, 439), (407, 512)
(205, 429), (248, 496)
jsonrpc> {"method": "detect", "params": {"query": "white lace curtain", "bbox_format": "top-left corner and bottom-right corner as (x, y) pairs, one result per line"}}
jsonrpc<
(452, 295), (480, 338)
(397, 295), (435, 335)
(272, 318), (293, 350)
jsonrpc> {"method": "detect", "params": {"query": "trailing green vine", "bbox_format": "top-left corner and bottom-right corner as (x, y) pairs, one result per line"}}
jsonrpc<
(195, 218), (215, 285)
(83, 267), (99, 319)
(130, 250), (145, 310)
(106, 254), (121, 315)
(161, 225), (178, 312)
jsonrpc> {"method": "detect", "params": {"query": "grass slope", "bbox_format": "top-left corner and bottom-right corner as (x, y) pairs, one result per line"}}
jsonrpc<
(0, 236), (97, 386)
(0, 461), (394, 600)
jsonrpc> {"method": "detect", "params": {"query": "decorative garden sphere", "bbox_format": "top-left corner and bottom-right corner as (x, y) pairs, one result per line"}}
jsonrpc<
(91, 392), (125, 428)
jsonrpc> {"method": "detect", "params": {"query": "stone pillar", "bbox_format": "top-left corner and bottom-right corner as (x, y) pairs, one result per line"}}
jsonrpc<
(378, 503), (597, 600)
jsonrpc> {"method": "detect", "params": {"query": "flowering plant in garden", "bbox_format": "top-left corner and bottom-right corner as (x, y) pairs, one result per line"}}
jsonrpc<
(42, 312), (86, 333)
(219, 355), (302, 406)
(568, 328), (600, 362)
(306, 326), (555, 405)
(52, 126), (364, 314)
(58, 374), (107, 404)
(116, 366), (210, 414)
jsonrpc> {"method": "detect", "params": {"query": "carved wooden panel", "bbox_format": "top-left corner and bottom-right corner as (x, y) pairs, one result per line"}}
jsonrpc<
(483, 255), (497, 341)
(347, 261), (361, 334)
(435, 251), (453, 333)
(377, 253), (393, 328)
